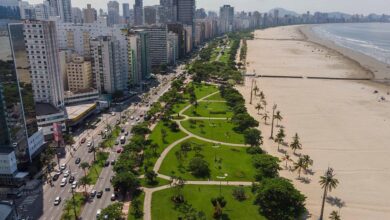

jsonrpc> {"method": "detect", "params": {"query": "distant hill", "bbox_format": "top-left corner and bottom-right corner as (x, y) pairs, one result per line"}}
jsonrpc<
(269, 8), (299, 17)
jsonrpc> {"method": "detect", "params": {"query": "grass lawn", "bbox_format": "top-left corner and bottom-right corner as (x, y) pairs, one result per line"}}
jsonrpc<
(159, 138), (255, 181)
(61, 193), (86, 220)
(190, 83), (219, 100)
(101, 126), (121, 148)
(204, 92), (225, 101)
(128, 191), (145, 220)
(85, 152), (109, 185)
(172, 100), (190, 114)
(152, 185), (265, 220)
(145, 121), (187, 168)
(139, 177), (171, 188)
(181, 119), (245, 144)
(183, 102), (233, 118)
(219, 41), (233, 64)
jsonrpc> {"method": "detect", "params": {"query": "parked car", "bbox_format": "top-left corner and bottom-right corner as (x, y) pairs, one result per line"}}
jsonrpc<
(116, 148), (123, 153)
(90, 190), (97, 198)
(104, 161), (110, 167)
(68, 176), (75, 183)
(80, 138), (86, 144)
(71, 181), (77, 189)
(125, 131), (129, 136)
(63, 170), (70, 177)
(105, 187), (110, 192)
(96, 209), (101, 218)
(60, 164), (66, 171)
(110, 194), (116, 201)
(111, 112), (116, 116)
(54, 197), (61, 206)
(110, 160), (116, 165)
(52, 174), (59, 181)
(75, 158), (81, 164)
(88, 147), (94, 153)
(60, 178), (67, 187)
(87, 141), (92, 147)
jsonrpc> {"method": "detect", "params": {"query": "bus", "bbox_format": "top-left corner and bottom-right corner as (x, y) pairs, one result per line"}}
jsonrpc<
(120, 136), (126, 144)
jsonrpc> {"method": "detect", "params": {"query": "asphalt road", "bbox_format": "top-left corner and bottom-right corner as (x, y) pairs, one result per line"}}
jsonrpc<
(35, 65), (185, 220)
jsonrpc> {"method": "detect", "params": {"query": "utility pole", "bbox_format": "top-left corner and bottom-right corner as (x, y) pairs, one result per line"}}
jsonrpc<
(270, 104), (277, 139)
(250, 79), (254, 105)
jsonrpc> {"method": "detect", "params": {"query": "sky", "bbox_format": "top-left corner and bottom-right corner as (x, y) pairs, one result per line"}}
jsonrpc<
(26, 0), (390, 15)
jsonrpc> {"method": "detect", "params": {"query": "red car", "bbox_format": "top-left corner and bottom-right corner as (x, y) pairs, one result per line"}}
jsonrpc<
(80, 138), (86, 144)
(116, 148), (123, 153)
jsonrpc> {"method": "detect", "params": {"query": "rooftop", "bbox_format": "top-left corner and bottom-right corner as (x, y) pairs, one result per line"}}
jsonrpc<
(36, 103), (61, 116)
(66, 102), (97, 122)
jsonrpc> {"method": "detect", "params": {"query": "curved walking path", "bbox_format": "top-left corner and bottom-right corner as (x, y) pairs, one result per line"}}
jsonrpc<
(142, 87), (252, 220)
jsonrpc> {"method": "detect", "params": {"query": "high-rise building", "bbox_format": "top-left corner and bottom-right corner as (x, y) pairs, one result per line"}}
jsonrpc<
(0, 0), (21, 20)
(0, 22), (45, 186)
(127, 30), (151, 87)
(48, 0), (59, 17)
(160, 0), (177, 23)
(66, 55), (92, 92)
(133, 0), (143, 26)
(19, 1), (35, 20)
(90, 36), (125, 94)
(83, 4), (97, 23)
(167, 32), (178, 64)
(142, 25), (168, 68)
(195, 8), (207, 19)
(167, 23), (185, 58)
(107, 1), (120, 26)
(219, 5), (234, 33)
(72, 7), (83, 23)
(122, 3), (131, 23)
(144, 6), (157, 25)
(58, 0), (73, 23)
(34, 2), (50, 20)
(177, 0), (195, 26)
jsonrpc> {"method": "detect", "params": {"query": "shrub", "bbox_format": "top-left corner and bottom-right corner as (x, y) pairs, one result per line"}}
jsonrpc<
(232, 186), (247, 201)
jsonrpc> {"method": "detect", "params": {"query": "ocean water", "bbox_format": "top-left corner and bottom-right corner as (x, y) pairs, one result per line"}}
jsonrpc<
(312, 23), (390, 65)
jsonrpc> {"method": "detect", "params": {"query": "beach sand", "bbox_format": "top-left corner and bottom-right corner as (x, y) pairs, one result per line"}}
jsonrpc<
(237, 25), (390, 219)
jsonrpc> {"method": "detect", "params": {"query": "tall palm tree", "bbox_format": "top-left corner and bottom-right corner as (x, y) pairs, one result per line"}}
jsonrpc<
(253, 85), (259, 96)
(80, 162), (90, 179)
(79, 176), (89, 195)
(262, 112), (270, 125)
(302, 154), (313, 173)
(281, 153), (293, 168)
(319, 168), (339, 220)
(270, 104), (277, 139)
(274, 128), (285, 151)
(274, 110), (283, 127)
(329, 211), (341, 220)
(255, 103), (263, 115)
(259, 91), (265, 101)
(290, 133), (302, 154)
(262, 99), (267, 113)
(293, 157), (306, 178)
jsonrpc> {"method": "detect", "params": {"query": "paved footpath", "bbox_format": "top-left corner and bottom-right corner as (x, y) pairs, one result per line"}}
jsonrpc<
(142, 88), (253, 220)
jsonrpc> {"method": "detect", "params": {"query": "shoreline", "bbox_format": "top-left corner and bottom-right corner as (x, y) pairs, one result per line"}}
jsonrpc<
(300, 24), (390, 83)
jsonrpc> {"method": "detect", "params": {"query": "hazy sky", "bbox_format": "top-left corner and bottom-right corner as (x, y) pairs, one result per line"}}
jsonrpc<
(27, 0), (389, 15)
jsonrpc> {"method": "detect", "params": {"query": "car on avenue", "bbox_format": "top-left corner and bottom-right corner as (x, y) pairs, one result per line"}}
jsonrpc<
(54, 197), (61, 206)
(96, 190), (103, 198)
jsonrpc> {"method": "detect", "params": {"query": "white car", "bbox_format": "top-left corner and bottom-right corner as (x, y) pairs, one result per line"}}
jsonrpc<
(54, 197), (61, 206)
(111, 112), (116, 116)
(60, 164), (66, 171)
(96, 209), (102, 218)
(130, 116), (134, 120)
(63, 170), (70, 177)
(60, 177), (67, 187)
(71, 181), (77, 189)
(136, 117), (140, 121)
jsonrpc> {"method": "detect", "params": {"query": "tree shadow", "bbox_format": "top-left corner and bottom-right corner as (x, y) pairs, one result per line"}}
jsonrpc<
(278, 148), (287, 154)
(305, 169), (315, 176)
(298, 177), (311, 184)
(326, 196), (346, 209)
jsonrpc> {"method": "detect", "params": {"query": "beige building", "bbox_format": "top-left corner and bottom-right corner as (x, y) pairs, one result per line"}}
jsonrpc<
(66, 56), (92, 92)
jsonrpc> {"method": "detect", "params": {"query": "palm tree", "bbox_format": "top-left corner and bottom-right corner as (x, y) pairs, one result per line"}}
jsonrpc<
(270, 104), (277, 139)
(293, 157), (306, 178)
(274, 128), (285, 151)
(259, 91), (265, 101)
(302, 154), (313, 173)
(79, 176), (89, 195)
(80, 162), (90, 179)
(319, 168), (339, 220)
(329, 210), (341, 220)
(281, 153), (293, 168)
(290, 133), (302, 154)
(262, 112), (270, 125)
(262, 99), (267, 113)
(255, 103), (263, 114)
(253, 85), (259, 96)
(274, 110), (283, 127)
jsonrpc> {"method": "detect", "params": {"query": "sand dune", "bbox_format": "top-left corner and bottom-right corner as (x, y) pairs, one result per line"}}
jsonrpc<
(237, 25), (390, 219)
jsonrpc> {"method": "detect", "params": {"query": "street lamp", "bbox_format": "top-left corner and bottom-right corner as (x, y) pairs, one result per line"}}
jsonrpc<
(212, 144), (220, 162)
(216, 173), (228, 196)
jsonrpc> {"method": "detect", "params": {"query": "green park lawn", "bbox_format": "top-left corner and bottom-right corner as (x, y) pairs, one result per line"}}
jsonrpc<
(219, 41), (234, 64)
(159, 138), (255, 181)
(128, 191), (145, 220)
(204, 92), (225, 101)
(61, 193), (86, 220)
(151, 185), (265, 220)
(180, 119), (245, 144)
(191, 83), (219, 99)
(145, 121), (187, 168)
(172, 100), (190, 114)
(85, 152), (109, 185)
(183, 101), (233, 118)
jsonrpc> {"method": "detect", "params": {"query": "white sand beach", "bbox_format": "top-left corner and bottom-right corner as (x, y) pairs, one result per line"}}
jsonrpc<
(237, 25), (390, 219)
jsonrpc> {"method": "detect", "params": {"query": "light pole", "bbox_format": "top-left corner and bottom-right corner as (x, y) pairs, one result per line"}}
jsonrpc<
(212, 144), (220, 162)
(270, 104), (277, 139)
(217, 173), (228, 196)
